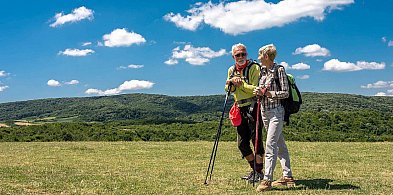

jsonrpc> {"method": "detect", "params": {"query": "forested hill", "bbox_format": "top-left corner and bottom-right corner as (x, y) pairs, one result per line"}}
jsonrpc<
(1, 93), (393, 142)
(0, 93), (226, 122)
(1, 92), (393, 122)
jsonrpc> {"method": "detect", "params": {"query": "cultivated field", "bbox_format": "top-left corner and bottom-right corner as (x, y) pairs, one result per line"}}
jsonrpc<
(0, 142), (392, 194)
(0, 123), (9, 128)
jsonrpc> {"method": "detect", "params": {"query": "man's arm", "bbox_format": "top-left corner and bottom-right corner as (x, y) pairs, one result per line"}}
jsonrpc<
(225, 67), (236, 92)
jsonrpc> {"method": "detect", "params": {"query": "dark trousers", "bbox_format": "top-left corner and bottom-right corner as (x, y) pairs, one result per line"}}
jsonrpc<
(236, 102), (264, 157)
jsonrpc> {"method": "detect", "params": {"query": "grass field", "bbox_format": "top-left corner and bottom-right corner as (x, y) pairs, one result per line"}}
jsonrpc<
(0, 141), (392, 194)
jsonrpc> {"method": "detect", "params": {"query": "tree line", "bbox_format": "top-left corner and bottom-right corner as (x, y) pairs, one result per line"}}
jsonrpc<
(1, 110), (392, 142)
(0, 92), (392, 142)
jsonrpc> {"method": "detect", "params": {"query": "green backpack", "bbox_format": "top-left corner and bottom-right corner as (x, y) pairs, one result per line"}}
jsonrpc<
(273, 65), (302, 125)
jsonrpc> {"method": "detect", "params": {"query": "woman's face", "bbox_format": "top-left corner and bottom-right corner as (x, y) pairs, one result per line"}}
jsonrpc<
(258, 53), (267, 65)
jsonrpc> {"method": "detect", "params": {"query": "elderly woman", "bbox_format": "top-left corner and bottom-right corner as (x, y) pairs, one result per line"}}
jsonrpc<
(253, 44), (295, 192)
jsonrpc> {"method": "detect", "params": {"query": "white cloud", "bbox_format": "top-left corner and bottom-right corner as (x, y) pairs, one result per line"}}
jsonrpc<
(382, 37), (387, 42)
(323, 59), (385, 72)
(293, 44), (330, 57)
(58, 48), (95, 56)
(0, 85), (9, 92)
(361, 81), (393, 89)
(375, 89), (393, 96)
(85, 88), (102, 95)
(118, 80), (153, 91)
(323, 59), (360, 72)
(166, 44), (227, 66)
(388, 41), (393, 47)
(64, 80), (79, 85)
(103, 28), (146, 47)
(297, 75), (310, 80)
(279, 62), (310, 70)
(375, 92), (386, 96)
(164, 58), (178, 65)
(50, 6), (94, 28)
(0, 70), (9, 77)
(163, 12), (203, 31)
(119, 64), (144, 69)
(47, 79), (61, 87)
(291, 63), (311, 70)
(279, 62), (290, 69)
(85, 80), (154, 96)
(356, 61), (386, 70)
(82, 42), (92, 46)
(164, 0), (354, 35)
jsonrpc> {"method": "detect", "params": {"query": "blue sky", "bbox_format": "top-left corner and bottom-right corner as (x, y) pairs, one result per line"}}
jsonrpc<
(0, 0), (392, 103)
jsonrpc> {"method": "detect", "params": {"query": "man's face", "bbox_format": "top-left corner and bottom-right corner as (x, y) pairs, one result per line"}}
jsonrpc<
(232, 47), (247, 65)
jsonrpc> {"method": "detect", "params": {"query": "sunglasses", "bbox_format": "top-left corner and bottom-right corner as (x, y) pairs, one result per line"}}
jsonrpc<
(234, 53), (247, 58)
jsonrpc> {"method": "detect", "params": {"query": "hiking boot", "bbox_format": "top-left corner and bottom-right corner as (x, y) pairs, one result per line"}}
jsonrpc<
(256, 180), (272, 192)
(241, 171), (254, 180)
(272, 176), (295, 187)
(241, 171), (263, 183)
(247, 172), (263, 183)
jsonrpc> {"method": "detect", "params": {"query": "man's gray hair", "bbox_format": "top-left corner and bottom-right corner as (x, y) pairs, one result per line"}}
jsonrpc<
(231, 43), (247, 54)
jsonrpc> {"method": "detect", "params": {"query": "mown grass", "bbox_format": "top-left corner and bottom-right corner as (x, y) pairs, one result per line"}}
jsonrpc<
(0, 142), (392, 194)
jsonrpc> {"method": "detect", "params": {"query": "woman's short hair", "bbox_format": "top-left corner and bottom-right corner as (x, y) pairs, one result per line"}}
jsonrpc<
(259, 44), (277, 61)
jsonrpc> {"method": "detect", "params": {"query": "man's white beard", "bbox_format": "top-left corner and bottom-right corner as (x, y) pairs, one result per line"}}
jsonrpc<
(237, 60), (246, 66)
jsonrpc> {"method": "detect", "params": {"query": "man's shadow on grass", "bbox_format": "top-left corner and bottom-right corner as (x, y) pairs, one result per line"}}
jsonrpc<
(277, 178), (360, 191)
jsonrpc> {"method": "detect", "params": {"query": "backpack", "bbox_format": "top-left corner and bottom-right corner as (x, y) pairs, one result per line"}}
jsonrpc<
(273, 64), (302, 125)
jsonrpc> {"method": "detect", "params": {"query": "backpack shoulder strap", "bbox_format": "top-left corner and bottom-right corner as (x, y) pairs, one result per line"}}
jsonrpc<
(294, 82), (302, 104)
(274, 64), (285, 90)
(243, 60), (260, 84)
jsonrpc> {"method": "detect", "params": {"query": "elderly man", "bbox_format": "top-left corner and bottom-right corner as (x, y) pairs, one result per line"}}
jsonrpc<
(225, 43), (264, 183)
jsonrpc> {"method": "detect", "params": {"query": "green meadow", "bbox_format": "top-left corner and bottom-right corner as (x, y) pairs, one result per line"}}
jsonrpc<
(0, 141), (392, 194)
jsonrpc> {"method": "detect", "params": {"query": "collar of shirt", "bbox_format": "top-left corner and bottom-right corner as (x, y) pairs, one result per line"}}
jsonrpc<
(268, 63), (277, 73)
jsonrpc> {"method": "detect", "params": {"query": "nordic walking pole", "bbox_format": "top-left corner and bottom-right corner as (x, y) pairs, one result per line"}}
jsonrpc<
(204, 84), (232, 185)
(253, 96), (261, 187)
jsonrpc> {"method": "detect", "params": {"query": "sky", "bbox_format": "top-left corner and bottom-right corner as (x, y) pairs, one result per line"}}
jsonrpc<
(0, 0), (392, 103)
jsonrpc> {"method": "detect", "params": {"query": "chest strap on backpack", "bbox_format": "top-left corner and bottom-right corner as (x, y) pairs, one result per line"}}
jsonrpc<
(236, 97), (257, 105)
